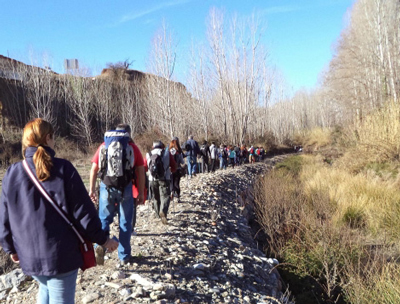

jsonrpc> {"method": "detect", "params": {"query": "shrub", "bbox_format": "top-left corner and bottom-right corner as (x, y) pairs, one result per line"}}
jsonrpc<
(274, 155), (303, 177)
(342, 206), (366, 229)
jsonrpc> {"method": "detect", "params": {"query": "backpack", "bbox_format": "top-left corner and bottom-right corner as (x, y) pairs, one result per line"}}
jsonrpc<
(220, 148), (228, 159)
(185, 142), (192, 152)
(250, 148), (254, 154)
(149, 149), (165, 180)
(98, 130), (135, 190)
(200, 145), (208, 158)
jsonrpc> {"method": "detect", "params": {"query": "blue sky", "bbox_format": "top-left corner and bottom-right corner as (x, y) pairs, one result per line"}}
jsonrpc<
(1, 0), (354, 92)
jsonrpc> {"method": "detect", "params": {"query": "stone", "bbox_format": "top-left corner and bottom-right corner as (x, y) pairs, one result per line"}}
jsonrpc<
(111, 271), (125, 280)
(82, 292), (102, 304)
(130, 273), (153, 287)
(104, 282), (121, 289)
(119, 288), (131, 296)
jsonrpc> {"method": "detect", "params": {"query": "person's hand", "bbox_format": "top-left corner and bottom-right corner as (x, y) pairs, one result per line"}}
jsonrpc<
(103, 238), (118, 252)
(136, 193), (145, 205)
(10, 253), (19, 263)
(89, 190), (97, 203)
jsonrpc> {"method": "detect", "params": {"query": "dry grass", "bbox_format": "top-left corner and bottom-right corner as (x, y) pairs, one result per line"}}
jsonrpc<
(351, 101), (400, 163)
(254, 152), (400, 303)
(301, 155), (400, 239)
(295, 127), (332, 152)
(344, 260), (400, 304)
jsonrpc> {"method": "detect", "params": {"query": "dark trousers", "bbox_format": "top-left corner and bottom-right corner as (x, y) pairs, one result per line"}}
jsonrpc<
(170, 172), (181, 198)
(201, 158), (209, 173)
(150, 180), (171, 217)
(210, 159), (218, 172)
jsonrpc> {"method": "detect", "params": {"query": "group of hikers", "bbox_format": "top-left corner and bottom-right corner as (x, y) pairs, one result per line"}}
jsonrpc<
(190, 139), (267, 174)
(0, 119), (266, 304)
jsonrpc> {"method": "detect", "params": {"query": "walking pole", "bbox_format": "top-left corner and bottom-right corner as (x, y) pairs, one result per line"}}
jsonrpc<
(173, 194), (175, 216)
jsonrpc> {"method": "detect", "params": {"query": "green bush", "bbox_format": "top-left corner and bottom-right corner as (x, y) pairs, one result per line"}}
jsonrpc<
(275, 155), (303, 177)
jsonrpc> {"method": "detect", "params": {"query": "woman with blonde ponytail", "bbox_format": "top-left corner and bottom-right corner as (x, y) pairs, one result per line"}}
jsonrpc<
(0, 118), (118, 304)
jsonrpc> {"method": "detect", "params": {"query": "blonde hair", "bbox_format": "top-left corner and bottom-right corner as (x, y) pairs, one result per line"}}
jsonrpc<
(22, 118), (54, 181)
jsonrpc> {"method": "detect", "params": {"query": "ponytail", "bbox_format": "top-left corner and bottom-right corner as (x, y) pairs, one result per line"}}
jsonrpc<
(33, 145), (53, 181)
(22, 119), (54, 182)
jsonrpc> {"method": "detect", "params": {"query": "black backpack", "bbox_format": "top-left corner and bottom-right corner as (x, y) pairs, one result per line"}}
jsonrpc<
(200, 145), (208, 157)
(149, 150), (165, 180)
(220, 148), (228, 159)
(185, 143), (192, 152)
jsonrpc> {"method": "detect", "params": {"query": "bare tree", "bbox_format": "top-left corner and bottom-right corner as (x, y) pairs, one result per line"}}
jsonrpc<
(147, 21), (180, 138)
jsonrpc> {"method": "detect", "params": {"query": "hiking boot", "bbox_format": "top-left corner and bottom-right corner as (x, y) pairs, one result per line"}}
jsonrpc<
(120, 255), (135, 266)
(95, 245), (105, 266)
(159, 211), (168, 225)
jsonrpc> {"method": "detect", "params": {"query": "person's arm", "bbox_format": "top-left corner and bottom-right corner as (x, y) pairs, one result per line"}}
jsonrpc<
(132, 145), (145, 204)
(0, 168), (17, 257)
(89, 162), (99, 203)
(135, 166), (145, 204)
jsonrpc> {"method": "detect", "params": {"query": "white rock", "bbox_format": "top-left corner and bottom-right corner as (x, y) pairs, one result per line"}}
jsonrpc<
(82, 292), (102, 304)
(111, 271), (125, 280)
(130, 273), (153, 287)
(152, 283), (164, 291)
(119, 288), (131, 296)
(104, 282), (121, 289)
(193, 263), (208, 270)
(267, 258), (279, 266)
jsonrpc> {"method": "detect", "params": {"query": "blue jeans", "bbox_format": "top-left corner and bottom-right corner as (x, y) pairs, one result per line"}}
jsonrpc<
(32, 269), (78, 304)
(99, 182), (134, 261)
(220, 158), (227, 170)
(187, 155), (197, 176)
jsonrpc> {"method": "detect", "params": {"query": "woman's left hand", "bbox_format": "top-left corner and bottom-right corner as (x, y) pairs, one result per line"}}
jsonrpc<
(10, 253), (19, 263)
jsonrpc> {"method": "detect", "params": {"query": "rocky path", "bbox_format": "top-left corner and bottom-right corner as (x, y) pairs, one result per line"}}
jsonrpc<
(1, 156), (291, 304)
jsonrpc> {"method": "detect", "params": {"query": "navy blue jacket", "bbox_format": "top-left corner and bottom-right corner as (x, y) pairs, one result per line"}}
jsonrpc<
(184, 139), (201, 158)
(0, 146), (107, 276)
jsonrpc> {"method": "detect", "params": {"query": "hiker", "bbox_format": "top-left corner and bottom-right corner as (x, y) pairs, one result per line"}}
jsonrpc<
(147, 140), (177, 225)
(234, 145), (241, 166)
(200, 140), (210, 173)
(219, 144), (228, 170)
(240, 145), (248, 165)
(260, 147), (265, 160)
(89, 124), (145, 265)
(0, 118), (118, 304)
(209, 141), (219, 172)
(169, 137), (185, 203)
(228, 145), (236, 168)
(183, 135), (200, 178)
(249, 146), (256, 164)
